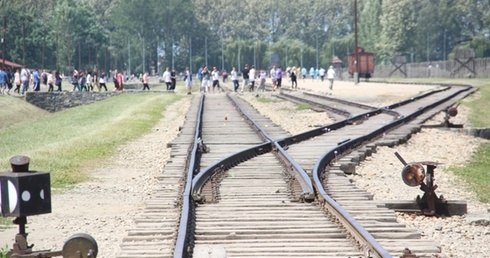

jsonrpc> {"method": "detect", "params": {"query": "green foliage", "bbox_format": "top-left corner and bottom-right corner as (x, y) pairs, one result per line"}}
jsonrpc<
(0, 93), (182, 187)
(468, 36), (490, 58)
(0, 243), (9, 258)
(296, 103), (312, 111)
(450, 142), (490, 203)
(0, 217), (11, 231)
(465, 85), (490, 128)
(359, 0), (382, 55)
(255, 97), (282, 104)
(449, 79), (490, 203)
(378, 0), (418, 62)
(0, 0), (489, 73)
(269, 38), (314, 68)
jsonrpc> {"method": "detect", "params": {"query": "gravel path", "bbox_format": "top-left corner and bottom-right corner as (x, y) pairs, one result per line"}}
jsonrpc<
(1, 80), (488, 258)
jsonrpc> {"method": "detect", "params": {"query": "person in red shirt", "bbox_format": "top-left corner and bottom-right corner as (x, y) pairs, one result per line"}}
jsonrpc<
(114, 69), (124, 91)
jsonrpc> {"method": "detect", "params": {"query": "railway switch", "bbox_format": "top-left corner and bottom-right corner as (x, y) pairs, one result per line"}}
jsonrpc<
(1, 156), (98, 258)
(423, 103), (463, 128)
(394, 152), (449, 216)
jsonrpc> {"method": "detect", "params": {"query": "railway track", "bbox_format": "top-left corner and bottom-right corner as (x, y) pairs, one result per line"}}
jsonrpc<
(192, 93), (366, 257)
(116, 82), (475, 258)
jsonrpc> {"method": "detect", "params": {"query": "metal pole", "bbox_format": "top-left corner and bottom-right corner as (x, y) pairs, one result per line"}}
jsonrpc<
(142, 38), (145, 73)
(221, 35), (224, 71)
(300, 46), (303, 69)
(253, 38), (256, 68)
(189, 36), (192, 74)
(78, 39), (81, 70)
(2, 16), (6, 69)
(426, 31), (429, 62)
(156, 36), (159, 75)
(238, 39), (241, 72)
(95, 44), (98, 70)
(443, 30), (446, 61)
(56, 32), (59, 70)
(109, 35), (112, 69)
(128, 38), (131, 76)
(286, 46), (288, 67)
(300, 29), (303, 69)
(443, 29), (447, 70)
(42, 30), (45, 68)
(354, 0), (359, 84)
(22, 22), (25, 66)
(172, 36), (175, 69)
(87, 41), (91, 68)
(315, 34), (318, 69)
(256, 40), (260, 70)
(205, 36), (208, 67)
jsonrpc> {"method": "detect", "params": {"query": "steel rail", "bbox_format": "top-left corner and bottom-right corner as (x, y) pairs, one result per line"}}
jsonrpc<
(225, 93), (275, 142)
(302, 91), (378, 110)
(174, 94), (205, 258)
(274, 92), (353, 118)
(175, 83), (474, 257)
(192, 91), (315, 203)
(312, 84), (474, 257)
(226, 93), (316, 201)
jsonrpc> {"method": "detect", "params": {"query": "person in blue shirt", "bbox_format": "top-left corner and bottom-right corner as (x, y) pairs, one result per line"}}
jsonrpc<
(301, 67), (307, 80)
(0, 68), (8, 95)
(197, 65), (204, 86)
(32, 69), (40, 91)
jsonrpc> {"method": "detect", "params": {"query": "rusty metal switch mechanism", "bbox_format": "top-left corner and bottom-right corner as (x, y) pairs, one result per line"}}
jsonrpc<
(423, 103), (463, 128)
(394, 152), (449, 216)
(1, 156), (98, 258)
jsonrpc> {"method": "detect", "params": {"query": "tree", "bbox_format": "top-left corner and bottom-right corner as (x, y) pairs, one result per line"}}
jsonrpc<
(359, 0), (382, 55)
(377, 0), (417, 63)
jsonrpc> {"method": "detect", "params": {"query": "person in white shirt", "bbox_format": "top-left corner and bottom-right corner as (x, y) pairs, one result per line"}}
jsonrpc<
(258, 70), (266, 92)
(327, 66), (336, 90)
(269, 66), (277, 87)
(248, 65), (256, 92)
(86, 72), (92, 91)
(319, 67), (326, 81)
(162, 67), (172, 90)
(231, 67), (239, 92)
(47, 71), (54, 92)
(211, 67), (220, 93)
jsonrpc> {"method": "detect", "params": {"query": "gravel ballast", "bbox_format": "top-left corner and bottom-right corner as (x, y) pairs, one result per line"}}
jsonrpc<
(1, 80), (488, 258)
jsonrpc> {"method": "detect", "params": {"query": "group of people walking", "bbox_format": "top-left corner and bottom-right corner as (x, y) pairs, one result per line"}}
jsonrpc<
(70, 69), (110, 92)
(190, 63), (336, 94)
(195, 64), (278, 94)
(0, 67), (65, 95)
(0, 64), (337, 96)
(0, 65), (155, 95)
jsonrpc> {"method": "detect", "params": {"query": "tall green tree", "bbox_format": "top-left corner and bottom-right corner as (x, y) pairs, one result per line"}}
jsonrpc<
(359, 0), (381, 54)
(377, 0), (417, 63)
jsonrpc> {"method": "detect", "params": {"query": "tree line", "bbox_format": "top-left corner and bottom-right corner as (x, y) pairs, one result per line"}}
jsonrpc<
(0, 0), (488, 74)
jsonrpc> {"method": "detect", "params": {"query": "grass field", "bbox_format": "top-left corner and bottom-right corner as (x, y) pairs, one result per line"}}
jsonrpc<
(0, 82), (184, 187)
